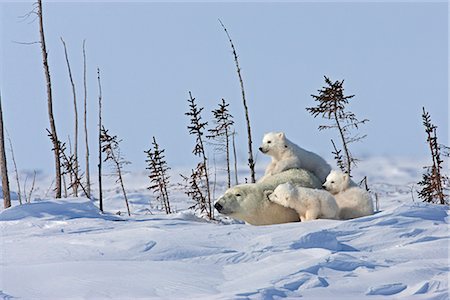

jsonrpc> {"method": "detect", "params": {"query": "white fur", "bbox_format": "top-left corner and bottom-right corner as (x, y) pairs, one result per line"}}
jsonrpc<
(267, 182), (339, 221)
(214, 169), (322, 225)
(259, 132), (331, 183)
(323, 170), (374, 219)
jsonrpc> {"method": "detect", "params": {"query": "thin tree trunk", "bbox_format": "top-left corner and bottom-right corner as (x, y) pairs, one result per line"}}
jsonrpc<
(333, 109), (352, 176)
(62, 174), (68, 198)
(97, 68), (103, 212)
(6, 134), (22, 205)
(83, 40), (91, 199)
(38, 0), (61, 198)
(160, 172), (171, 214)
(23, 175), (28, 204)
(219, 20), (256, 183)
(60, 37), (78, 197)
(232, 130), (238, 185)
(27, 170), (36, 203)
(428, 127), (445, 204)
(112, 153), (130, 216)
(225, 127), (231, 188)
(0, 95), (11, 209)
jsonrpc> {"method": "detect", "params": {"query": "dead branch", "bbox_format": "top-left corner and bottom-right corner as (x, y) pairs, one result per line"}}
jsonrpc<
(27, 170), (36, 203)
(6, 132), (22, 205)
(219, 19), (256, 183)
(60, 37), (79, 197)
(83, 40), (91, 199)
(97, 68), (103, 212)
(37, 0), (62, 198)
(101, 126), (131, 216)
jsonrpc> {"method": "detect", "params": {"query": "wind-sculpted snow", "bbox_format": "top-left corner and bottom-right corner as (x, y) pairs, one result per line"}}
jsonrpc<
(0, 159), (449, 299)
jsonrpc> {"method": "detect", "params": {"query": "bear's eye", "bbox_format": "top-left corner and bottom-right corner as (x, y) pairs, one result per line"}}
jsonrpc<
(331, 181), (335, 184)
(267, 141), (271, 144)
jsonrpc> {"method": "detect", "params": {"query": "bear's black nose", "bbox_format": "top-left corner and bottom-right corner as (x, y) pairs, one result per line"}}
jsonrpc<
(214, 202), (223, 212)
(259, 147), (263, 152)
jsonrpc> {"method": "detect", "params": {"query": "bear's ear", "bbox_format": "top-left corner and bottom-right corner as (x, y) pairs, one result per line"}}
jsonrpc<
(263, 190), (273, 200)
(277, 132), (285, 139)
(342, 173), (350, 191)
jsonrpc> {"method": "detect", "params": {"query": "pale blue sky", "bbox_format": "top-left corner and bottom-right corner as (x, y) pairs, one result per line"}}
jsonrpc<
(0, 1), (448, 175)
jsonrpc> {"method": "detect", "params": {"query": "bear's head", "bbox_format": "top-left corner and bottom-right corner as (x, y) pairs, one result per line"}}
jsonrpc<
(259, 132), (288, 156)
(214, 184), (260, 218)
(267, 182), (295, 207)
(214, 183), (300, 225)
(323, 170), (350, 194)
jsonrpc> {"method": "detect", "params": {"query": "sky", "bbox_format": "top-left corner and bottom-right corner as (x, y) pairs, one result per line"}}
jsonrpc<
(0, 0), (448, 177)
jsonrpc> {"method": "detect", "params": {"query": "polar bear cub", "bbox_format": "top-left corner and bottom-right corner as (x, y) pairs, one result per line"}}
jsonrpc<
(267, 182), (339, 221)
(323, 170), (374, 220)
(259, 132), (331, 183)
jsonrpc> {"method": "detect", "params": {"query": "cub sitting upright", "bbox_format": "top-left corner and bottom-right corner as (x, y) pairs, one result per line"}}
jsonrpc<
(323, 170), (374, 220)
(259, 132), (331, 183)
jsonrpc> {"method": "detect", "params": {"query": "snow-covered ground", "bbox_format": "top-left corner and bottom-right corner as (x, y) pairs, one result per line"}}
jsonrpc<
(1, 157), (449, 299)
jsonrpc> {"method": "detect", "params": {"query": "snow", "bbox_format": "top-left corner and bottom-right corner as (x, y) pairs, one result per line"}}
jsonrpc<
(1, 157), (449, 299)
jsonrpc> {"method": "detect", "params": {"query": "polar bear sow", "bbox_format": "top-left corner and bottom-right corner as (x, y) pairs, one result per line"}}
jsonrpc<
(267, 182), (339, 221)
(214, 169), (322, 225)
(259, 132), (331, 183)
(323, 170), (374, 219)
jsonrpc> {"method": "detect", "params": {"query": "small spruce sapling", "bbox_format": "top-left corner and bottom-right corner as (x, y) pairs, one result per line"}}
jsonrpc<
(417, 107), (448, 205)
(307, 76), (368, 177)
(184, 92), (213, 219)
(47, 130), (89, 197)
(100, 126), (131, 216)
(180, 164), (208, 213)
(207, 98), (235, 188)
(145, 136), (172, 214)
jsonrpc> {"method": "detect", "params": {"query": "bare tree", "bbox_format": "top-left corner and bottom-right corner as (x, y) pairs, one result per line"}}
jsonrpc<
(219, 19), (256, 183)
(6, 133), (22, 205)
(417, 107), (448, 205)
(83, 40), (91, 198)
(101, 126), (131, 216)
(0, 94), (11, 208)
(37, 0), (62, 198)
(145, 136), (172, 214)
(307, 76), (368, 176)
(207, 98), (234, 188)
(97, 68), (103, 211)
(184, 91), (212, 219)
(60, 37), (79, 197)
